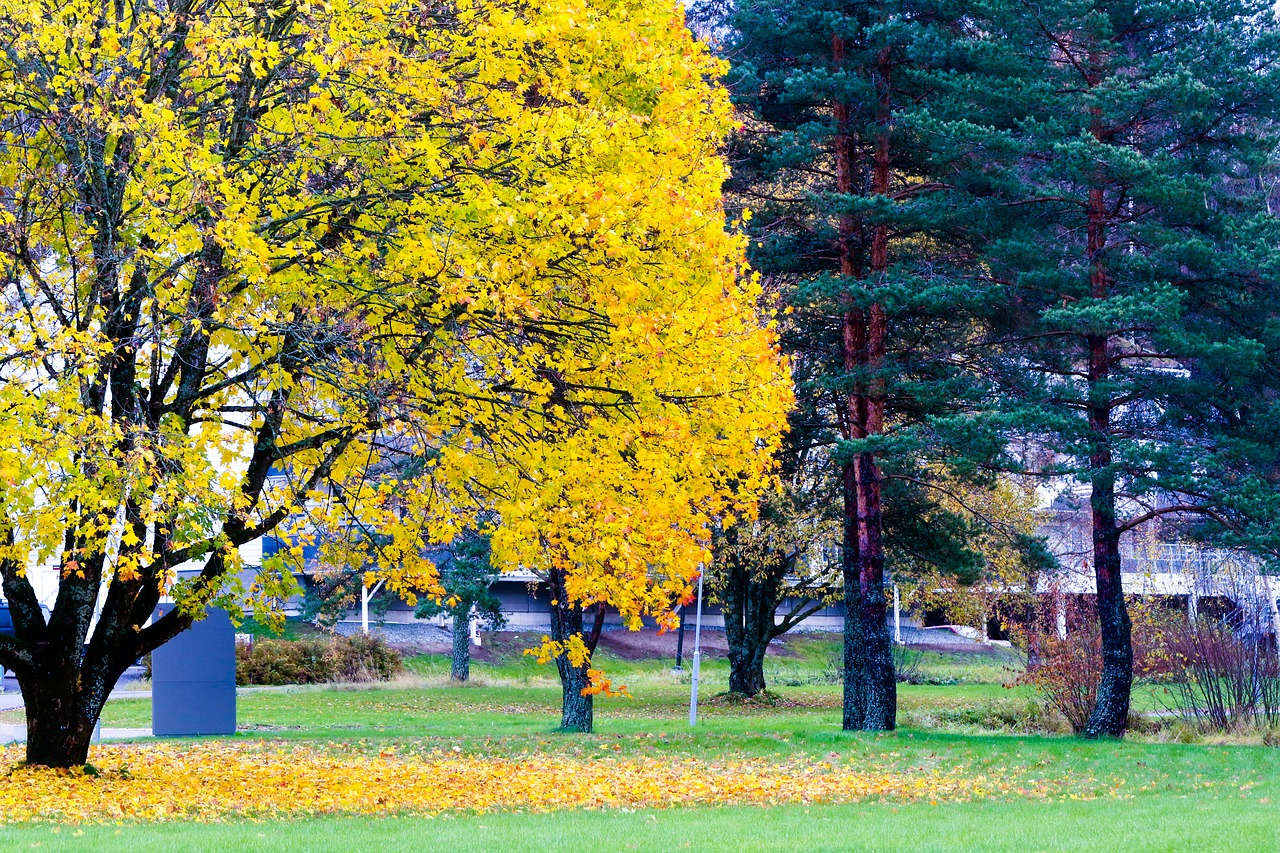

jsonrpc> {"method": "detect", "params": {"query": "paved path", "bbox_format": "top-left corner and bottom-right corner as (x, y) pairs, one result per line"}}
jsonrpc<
(0, 684), (155, 744)
(0, 723), (153, 744)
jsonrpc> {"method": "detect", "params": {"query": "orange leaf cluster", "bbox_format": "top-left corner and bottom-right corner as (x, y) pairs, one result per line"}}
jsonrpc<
(0, 742), (1084, 824)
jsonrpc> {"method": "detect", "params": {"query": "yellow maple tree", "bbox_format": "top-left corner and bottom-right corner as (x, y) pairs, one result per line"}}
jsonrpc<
(0, 0), (789, 765)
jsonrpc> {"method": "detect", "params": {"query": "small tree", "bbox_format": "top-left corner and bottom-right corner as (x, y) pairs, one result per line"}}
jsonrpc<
(709, 398), (841, 698)
(415, 532), (505, 682)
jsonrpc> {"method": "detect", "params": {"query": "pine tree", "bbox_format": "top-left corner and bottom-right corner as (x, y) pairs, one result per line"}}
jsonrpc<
(720, 0), (1030, 730)
(415, 531), (505, 682)
(985, 0), (1280, 737)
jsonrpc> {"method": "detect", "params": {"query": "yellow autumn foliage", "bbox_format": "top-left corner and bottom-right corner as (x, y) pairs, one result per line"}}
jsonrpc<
(0, 0), (790, 669)
(0, 742), (1081, 824)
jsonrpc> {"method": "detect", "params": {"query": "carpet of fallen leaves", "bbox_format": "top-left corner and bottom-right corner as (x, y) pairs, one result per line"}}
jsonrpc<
(0, 742), (1087, 824)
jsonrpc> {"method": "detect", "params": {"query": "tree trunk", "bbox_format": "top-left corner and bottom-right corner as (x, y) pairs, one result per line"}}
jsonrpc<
(450, 605), (471, 682)
(834, 39), (896, 732)
(17, 651), (120, 768)
(1081, 92), (1132, 737)
(722, 555), (779, 698)
(548, 568), (601, 733)
(557, 657), (593, 732)
(21, 687), (96, 767)
(1085, 490), (1131, 738)
(1083, 390), (1132, 737)
(852, 448), (896, 730)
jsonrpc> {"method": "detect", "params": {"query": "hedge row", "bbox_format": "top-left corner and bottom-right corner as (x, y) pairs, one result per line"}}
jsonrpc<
(235, 634), (403, 686)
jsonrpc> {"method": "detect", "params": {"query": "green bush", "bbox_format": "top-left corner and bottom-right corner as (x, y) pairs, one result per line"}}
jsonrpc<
(327, 632), (403, 682)
(236, 634), (403, 686)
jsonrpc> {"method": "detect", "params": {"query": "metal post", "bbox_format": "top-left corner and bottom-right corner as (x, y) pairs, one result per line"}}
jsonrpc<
(893, 583), (902, 645)
(361, 579), (385, 635)
(689, 570), (705, 726)
(673, 604), (686, 672)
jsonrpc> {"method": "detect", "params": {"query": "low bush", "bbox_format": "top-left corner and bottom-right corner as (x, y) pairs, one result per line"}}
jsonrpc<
(236, 634), (403, 686)
(1158, 617), (1280, 731)
(901, 698), (1066, 734)
(1012, 597), (1175, 733)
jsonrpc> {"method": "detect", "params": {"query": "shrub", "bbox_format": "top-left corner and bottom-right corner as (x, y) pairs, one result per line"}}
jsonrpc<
(893, 643), (926, 684)
(326, 632), (403, 682)
(1016, 616), (1100, 734)
(1159, 617), (1280, 731)
(236, 634), (403, 686)
(1012, 596), (1176, 734)
(900, 698), (1066, 734)
(817, 641), (930, 686)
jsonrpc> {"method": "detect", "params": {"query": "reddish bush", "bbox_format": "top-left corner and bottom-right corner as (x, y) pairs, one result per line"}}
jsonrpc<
(1011, 597), (1176, 733)
(1159, 617), (1280, 731)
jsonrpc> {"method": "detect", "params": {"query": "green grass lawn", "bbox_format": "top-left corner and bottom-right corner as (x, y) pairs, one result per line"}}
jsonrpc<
(2, 730), (1276, 851)
(3, 796), (1278, 853)
(2, 633), (1275, 850)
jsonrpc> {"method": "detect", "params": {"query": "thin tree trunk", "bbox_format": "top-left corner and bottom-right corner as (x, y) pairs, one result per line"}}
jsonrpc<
(1084, 469), (1132, 737)
(833, 31), (865, 732)
(1084, 331), (1132, 736)
(450, 605), (471, 682)
(841, 463), (867, 729)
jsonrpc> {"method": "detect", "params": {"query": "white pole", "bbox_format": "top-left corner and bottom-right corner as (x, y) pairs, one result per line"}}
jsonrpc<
(361, 579), (385, 635)
(893, 583), (902, 645)
(689, 568), (705, 727)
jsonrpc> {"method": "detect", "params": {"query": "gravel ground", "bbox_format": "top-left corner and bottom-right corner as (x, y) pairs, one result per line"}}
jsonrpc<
(332, 621), (451, 645)
(330, 620), (995, 656)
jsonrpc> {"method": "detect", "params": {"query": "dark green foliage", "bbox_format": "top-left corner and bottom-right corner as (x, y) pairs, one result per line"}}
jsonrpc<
(703, 0), (1280, 740)
(707, 0), (1041, 731)
(980, 0), (1280, 737)
(415, 530), (505, 682)
(235, 635), (403, 686)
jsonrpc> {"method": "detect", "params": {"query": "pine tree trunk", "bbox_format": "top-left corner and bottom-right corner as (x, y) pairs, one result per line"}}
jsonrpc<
(1080, 100), (1132, 736)
(1085, 495), (1131, 738)
(840, 457), (896, 732)
(1084, 393), (1132, 738)
(853, 451), (896, 730)
(835, 39), (896, 732)
(841, 462), (867, 729)
(450, 606), (471, 682)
